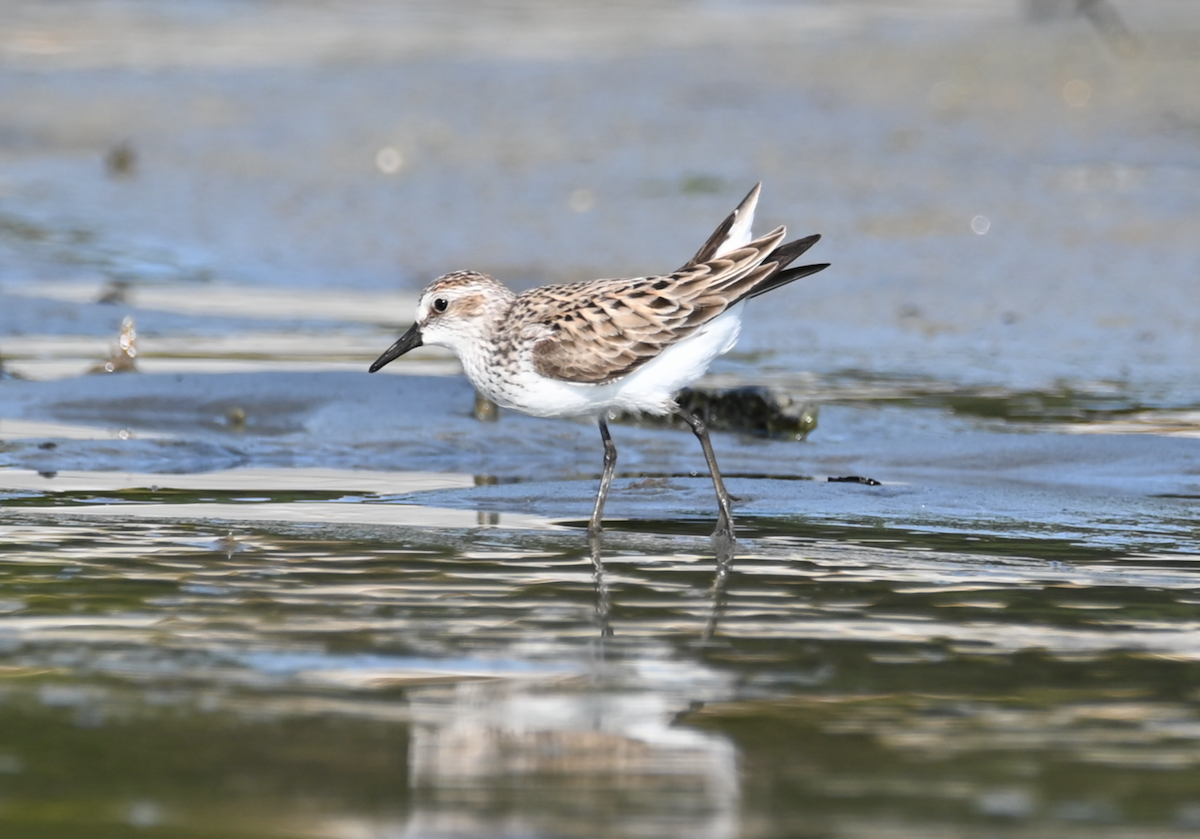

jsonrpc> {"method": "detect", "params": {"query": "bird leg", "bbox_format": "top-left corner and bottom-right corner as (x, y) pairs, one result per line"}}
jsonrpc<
(588, 526), (614, 638)
(588, 418), (618, 539)
(701, 526), (737, 643)
(673, 406), (735, 539)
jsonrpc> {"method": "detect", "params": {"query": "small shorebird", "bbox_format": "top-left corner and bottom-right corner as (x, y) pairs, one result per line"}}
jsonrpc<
(369, 184), (828, 540)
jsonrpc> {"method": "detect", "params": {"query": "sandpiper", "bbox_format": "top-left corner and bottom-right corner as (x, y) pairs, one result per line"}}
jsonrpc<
(369, 184), (828, 540)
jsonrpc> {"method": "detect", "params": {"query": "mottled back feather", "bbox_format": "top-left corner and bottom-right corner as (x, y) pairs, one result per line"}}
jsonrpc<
(522, 217), (827, 384)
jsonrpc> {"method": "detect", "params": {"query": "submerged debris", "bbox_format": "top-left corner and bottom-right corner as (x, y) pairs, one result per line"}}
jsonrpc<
(105, 141), (138, 178)
(88, 316), (139, 374)
(828, 475), (882, 486)
(0, 349), (22, 380)
(97, 280), (131, 305)
(223, 406), (249, 430)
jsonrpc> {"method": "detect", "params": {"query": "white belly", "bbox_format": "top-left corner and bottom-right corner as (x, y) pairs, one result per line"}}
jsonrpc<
(474, 303), (745, 419)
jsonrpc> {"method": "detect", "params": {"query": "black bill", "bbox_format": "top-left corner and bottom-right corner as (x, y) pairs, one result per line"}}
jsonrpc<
(368, 323), (423, 373)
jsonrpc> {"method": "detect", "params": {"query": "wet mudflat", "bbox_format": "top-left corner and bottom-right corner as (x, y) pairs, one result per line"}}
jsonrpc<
(2, 2), (1200, 837)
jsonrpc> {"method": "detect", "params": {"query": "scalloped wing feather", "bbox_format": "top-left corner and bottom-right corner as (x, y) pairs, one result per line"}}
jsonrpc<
(528, 225), (790, 384)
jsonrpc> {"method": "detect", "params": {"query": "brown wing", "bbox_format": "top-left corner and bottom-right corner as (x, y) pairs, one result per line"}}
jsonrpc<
(526, 225), (789, 384)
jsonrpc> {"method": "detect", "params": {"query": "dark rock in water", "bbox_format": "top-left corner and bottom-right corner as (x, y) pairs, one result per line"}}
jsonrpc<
(468, 384), (816, 439)
(474, 390), (499, 422)
(614, 386), (819, 440)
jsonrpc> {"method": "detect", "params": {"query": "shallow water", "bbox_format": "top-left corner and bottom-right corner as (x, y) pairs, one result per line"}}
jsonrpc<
(3, 1), (1200, 837)
(4, 483), (1200, 838)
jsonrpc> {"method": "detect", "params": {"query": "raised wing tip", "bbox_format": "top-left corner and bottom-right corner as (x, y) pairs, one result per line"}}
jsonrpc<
(720, 183), (763, 257)
(735, 182), (762, 214)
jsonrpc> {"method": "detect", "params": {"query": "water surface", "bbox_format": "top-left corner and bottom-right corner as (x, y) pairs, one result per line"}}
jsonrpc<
(2, 1), (1200, 837)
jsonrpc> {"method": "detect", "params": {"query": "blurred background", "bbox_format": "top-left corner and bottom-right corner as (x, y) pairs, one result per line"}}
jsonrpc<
(2, 1), (1200, 837)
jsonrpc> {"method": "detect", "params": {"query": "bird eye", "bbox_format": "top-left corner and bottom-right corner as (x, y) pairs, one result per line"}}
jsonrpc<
(433, 298), (449, 313)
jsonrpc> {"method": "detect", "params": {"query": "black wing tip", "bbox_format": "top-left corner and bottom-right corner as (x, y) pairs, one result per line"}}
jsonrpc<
(774, 233), (821, 257)
(785, 262), (831, 278)
(741, 261), (831, 301)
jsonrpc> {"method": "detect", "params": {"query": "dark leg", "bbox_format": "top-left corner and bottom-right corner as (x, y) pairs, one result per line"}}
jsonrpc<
(701, 527), (736, 643)
(588, 528), (614, 638)
(672, 406), (735, 539)
(588, 418), (618, 538)
(586, 419), (617, 638)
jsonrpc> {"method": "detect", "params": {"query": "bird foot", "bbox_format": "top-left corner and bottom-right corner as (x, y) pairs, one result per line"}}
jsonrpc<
(587, 522), (605, 546)
(711, 515), (735, 546)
